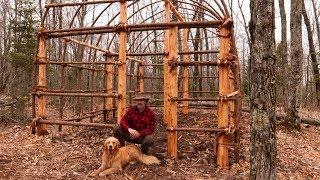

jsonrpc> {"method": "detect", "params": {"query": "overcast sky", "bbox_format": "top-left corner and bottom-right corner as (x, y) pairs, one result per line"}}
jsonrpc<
(231, 0), (319, 60)
(232, 0), (292, 42)
(246, 0), (317, 42)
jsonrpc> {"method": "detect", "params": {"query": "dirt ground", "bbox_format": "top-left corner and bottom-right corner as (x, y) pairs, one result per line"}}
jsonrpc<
(0, 108), (320, 180)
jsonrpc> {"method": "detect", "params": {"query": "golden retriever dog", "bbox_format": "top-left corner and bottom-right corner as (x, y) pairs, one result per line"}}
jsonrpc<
(89, 137), (160, 177)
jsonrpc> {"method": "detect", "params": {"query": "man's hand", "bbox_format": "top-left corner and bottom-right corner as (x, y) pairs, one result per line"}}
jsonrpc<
(128, 128), (140, 138)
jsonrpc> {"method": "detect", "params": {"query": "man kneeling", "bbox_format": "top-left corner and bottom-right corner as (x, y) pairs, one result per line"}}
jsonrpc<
(113, 94), (155, 155)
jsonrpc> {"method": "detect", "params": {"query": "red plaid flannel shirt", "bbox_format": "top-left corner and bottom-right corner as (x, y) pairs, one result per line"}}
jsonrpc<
(120, 106), (155, 137)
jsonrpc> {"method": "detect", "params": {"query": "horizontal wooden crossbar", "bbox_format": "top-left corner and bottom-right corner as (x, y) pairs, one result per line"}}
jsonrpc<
(126, 52), (167, 56)
(33, 91), (118, 98)
(45, 21), (223, 34)
(39, 119), (115, 128)
(167, 127), (224, 132)
(45, 89), (106, 93)
(124, 50), (219, 57)
(169, 61), (235, 67)
(170, 97), (236, 102)
(128, 90), (219, 94)
(143, 76), (218, 79)
(178, 50), (219, 55)
(37, 61), (119, 65)
(64, 111), (105, 122)
(45, 20), (225, 38)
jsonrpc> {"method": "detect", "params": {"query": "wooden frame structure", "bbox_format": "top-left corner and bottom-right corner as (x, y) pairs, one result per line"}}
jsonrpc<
(32, 0), (241, 168)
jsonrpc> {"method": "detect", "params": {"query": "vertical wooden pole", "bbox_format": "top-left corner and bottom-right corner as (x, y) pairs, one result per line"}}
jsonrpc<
(103, 64), (107, 122)
(230, 30), (242, 163)
(233, 68), (241, 164)
(163, 0), (170, 125)
(75, 68), (82, 114)
(138, 62), (145, 93)
(217, 24), (230, 167)
(105, 56), (114, 120)
(32, 63), (37, 120)
(167, 26), (178, 158)
(117, 0), (127, 123)
(182, 29), (189, 114)
(32, 94), (36, 118)
(128, 62), (132, 105)
(59, 40), (68, 131)
(228, 71), (235, 130)
(89, 69), (94, 122)
(36, 31), (48, 135)
(59, 64), (66, 131)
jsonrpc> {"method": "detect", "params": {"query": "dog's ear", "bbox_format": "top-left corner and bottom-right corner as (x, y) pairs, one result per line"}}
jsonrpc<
(103, 140), (108, 150)
(115, 138), (121, 149)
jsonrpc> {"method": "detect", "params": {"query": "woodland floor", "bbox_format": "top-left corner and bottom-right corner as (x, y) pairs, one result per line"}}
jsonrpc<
(0, 108), (320, 180)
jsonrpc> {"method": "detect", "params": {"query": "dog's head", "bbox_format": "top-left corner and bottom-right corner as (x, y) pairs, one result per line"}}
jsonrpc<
(103, 137), (120, 152)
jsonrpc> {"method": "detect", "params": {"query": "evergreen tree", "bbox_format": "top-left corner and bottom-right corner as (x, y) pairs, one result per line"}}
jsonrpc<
(8, 0), (37, 121)
(9, 0), (37, 98)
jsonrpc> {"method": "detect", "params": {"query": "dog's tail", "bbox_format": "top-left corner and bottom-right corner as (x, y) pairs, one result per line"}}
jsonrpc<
(139, 155), (160, 165)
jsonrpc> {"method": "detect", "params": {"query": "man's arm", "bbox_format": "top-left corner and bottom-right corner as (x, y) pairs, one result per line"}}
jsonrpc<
(120, 108), (132, 131)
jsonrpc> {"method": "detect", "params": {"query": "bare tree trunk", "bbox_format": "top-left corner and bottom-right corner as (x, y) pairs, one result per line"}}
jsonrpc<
(311, 0), (320, 48)
(278, 0), (288, 108)
(38, 0), (42, 19)
(238, 0), (250, 42)
(302, 1), (320, 107)
(286, 0), (303, 130)
(249, 0), (277, 179)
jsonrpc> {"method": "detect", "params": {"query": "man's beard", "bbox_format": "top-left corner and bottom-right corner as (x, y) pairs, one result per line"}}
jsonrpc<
(137, 104), (145, 112)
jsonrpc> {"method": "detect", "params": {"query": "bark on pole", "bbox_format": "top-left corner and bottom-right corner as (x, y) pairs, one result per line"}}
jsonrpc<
(167, 26), (178, 158)
(249, 0), (277, 179)
(217, 22), (230, 168)
(117, 0), (127, 124)
(36, 30), (49, 135)
(105, 56), (114, 119)
(163, 1), (170, 125)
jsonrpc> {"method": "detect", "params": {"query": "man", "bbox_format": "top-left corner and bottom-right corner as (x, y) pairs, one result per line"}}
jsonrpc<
(113, 94), (155, 154)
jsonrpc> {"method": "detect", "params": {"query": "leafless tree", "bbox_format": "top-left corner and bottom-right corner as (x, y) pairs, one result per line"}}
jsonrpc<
(302, 0), (320, 107)
(277, 0), (288, 107)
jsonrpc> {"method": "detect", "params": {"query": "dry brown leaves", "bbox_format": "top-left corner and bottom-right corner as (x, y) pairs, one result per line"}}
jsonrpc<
(0, 108), (319, 179)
